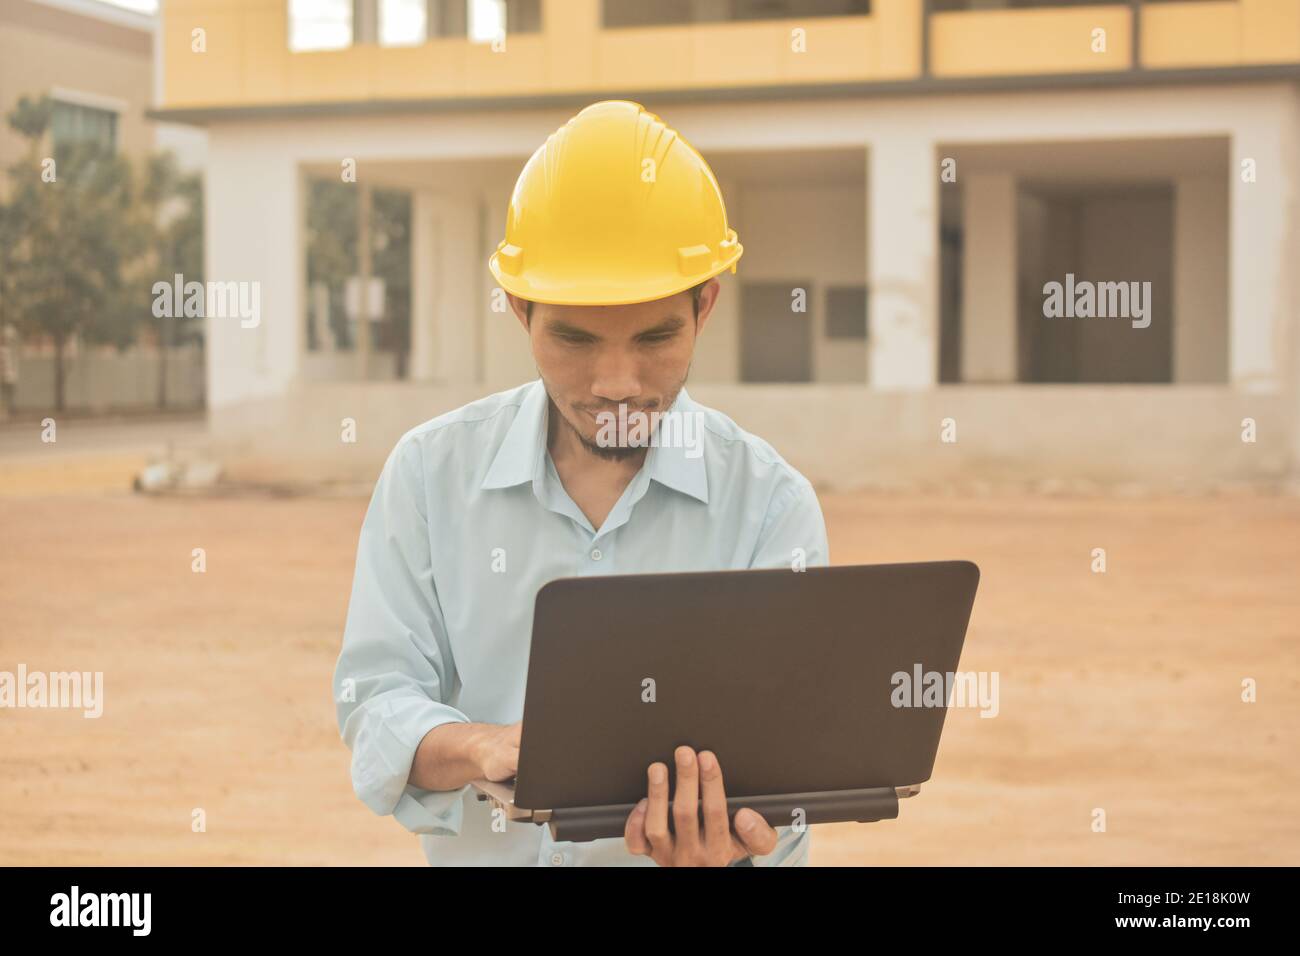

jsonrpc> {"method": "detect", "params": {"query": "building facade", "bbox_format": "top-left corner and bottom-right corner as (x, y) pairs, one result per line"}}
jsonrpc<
(1, 0), (208, 414)
(153, 0), (1300, 487)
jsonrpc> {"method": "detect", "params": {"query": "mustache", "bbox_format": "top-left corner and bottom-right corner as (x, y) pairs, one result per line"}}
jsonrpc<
(576, 402), (661, 417)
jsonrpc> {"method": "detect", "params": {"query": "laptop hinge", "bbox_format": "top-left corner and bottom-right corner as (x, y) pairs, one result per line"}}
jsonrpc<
(545, 786), (903, 844)
(475, 782), (915, 842)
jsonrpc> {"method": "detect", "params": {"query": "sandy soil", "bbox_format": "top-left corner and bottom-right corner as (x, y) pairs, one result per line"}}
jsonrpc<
(1, 473), (1297, 865)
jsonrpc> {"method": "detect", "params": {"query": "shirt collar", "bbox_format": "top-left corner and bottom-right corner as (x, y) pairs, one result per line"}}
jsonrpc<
(644, 388), (709, 504)
(480, 379), (709, 505)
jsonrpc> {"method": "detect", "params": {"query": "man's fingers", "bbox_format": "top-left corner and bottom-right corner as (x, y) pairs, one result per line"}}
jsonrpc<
(672, 747), (702, 858)
(624, 798), (650, 856)
(698, 750), (731, 855)
(732, 808), (779, 857)
(644, 762), (672, 860)
(637, 753), (774, 865)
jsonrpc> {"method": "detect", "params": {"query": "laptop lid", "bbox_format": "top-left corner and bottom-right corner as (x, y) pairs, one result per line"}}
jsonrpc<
(513, 560), (979, 811)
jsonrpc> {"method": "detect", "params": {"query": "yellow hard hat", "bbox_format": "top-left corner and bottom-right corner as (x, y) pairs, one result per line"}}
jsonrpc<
(489, 100), (742, 307)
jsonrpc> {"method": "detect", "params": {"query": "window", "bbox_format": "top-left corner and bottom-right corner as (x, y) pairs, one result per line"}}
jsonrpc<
(289, 0), (353, 52)
(740, 281), (814, 383)
(462, 0), (541, 39)
(316, 0), (543, 48)
(51, 101), (118, 152)
(380, 0), (426, 45)
(378, 0), (545, 46)
(930, 0), (1213, 9)
(305, 179), (414, 379)
(826, 286), (867, 340)
(468, 0), (505, 41)
(604, 0), (869, 29)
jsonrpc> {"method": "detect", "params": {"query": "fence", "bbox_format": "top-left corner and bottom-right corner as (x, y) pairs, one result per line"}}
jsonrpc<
(4, 345), (205, 414)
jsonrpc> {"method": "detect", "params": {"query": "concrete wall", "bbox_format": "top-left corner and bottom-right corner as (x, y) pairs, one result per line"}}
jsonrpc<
(200, 82), (1300, 484)
(7, 346), (205, 412)
(208, 380), (1292, 490)
(732, 181), (868, 384)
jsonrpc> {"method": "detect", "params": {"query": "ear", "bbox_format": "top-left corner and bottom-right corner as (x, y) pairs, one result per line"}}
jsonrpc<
(693, 278), (721, 336)
(506, 292), (531, 332)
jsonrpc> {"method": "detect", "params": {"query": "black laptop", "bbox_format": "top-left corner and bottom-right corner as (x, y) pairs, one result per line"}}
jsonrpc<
(472, 560), (980, 842)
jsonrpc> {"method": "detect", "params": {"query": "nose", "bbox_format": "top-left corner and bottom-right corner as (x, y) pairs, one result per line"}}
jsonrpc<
(589, 347), (642, 405)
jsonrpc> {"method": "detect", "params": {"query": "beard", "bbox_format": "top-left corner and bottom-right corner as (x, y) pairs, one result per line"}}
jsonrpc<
(542, 367), (690, 463)
(575, 426), (643, 462)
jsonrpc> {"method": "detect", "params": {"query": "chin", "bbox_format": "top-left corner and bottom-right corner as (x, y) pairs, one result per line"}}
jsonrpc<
(579, 428), (643, 462)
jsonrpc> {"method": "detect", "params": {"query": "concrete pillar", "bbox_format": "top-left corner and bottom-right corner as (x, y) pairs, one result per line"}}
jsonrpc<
(868, 136), (938, 389)
(960, 172), (1017, 383)
(205, 137), (299, 408)
(695, 174), (741, 384)
(1173, 175), (1228, 384)
(410, 190), (438, 381)
(1230, 129), (1286, 390)
(356, 181), (373, 379)
(421, 190), (479, 385)
(482, 182), (540, 387)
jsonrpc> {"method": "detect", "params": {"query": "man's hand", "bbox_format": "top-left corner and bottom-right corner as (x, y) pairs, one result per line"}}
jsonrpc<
(624, 746), (779, 866)
(472, 720), (522, 782)
(409, 721), (521, 792)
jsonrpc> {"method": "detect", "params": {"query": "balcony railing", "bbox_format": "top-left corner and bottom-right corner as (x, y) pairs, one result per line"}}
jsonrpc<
(923, 0), (1300, 78)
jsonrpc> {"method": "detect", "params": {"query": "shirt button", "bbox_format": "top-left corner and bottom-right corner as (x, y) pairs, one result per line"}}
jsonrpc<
(590, 548), (603, 561)
(550, 852), (566, 866)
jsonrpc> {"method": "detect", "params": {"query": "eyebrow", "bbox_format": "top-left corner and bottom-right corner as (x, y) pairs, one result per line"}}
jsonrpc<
(545, 316), (687, 339)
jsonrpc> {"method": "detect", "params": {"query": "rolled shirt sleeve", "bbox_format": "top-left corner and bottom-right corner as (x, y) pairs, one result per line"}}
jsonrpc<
(333, 434), (473, 837)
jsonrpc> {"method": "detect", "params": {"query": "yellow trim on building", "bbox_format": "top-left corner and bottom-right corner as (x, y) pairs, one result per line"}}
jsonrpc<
(930, 7), (1131, 78)
(158, 0), (1300, 110)
(1143, 0), (1300, 69)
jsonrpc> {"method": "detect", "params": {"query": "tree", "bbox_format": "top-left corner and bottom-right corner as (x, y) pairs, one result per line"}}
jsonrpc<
(371, 189), (411, 378)
(0, 95), (144, 411)
(132, 152), (204, 408)
(305, 179), (411, 372)
(306, 178), (358, 351)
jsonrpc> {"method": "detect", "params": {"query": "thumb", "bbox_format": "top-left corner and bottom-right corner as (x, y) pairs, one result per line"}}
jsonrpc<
(733, 808), (778, 857)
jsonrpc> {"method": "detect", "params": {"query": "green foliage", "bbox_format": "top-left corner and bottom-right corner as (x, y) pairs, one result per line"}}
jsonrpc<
(132, 151), (205, 349)
(305, 179), (410, 361)
(6, 95), (52, 141)
(306, 178), (358, 350)
(0, 94), (205, 409)
(372, 188), (411, 363)
(1, 127), (140, 345)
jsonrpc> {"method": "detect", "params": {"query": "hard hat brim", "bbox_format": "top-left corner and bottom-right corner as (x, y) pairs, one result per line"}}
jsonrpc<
(489, 242), (743, 308)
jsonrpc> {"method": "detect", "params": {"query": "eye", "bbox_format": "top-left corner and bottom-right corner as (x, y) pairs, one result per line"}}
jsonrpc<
(640, 333), (675, 345)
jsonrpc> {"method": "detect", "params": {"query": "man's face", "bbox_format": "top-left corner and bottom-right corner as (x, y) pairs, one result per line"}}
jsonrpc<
(510, 280), (719, 460)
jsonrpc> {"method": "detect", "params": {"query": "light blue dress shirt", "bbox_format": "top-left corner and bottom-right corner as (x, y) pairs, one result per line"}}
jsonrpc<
(333, 378), (829, 866)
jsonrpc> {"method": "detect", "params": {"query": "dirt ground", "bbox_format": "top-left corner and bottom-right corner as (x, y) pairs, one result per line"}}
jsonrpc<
(1, 445), (1297, 865)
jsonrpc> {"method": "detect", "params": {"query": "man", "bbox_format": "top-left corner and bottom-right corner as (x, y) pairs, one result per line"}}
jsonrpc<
(333, 101), (828, 867)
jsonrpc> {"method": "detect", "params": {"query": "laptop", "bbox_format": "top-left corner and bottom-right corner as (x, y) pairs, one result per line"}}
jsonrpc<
(472, 560), (980, 842)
